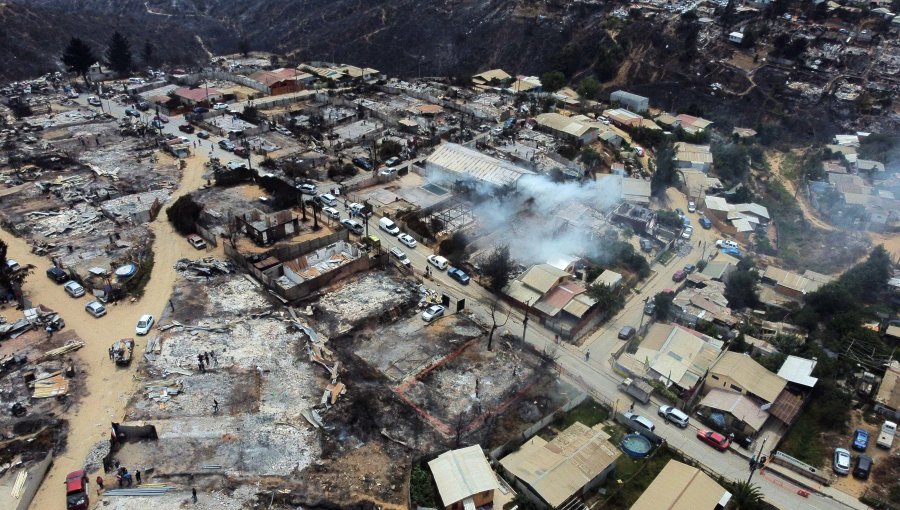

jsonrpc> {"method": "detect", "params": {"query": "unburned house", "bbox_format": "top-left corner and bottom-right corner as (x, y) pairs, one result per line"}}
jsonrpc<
(875, 360), (900, 420)
(534, 113), (598, 144)
(631, 460), (731, 510)
(499, 421), (620, 509)
(428, 445), (499, 510)
(505, 264), (600, 340)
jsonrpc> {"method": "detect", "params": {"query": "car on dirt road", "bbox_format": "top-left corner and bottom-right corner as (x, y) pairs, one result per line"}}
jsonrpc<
(64, 281), (86, 298)
(697, 429), (731, 451)
(218, 140), (236, 151)
(135, 314), (155, 335)
(84, 301), (107, 318)
(852, 428), (869, 451)
(833, 448), (851, 475)
(178, 124), (194, 134)
(87, 96), (102, 107)
(352, 157), (373, 171)
(644, 301), (656, 315)
(47, 266), (68, 283)
(65, 470), (90, 510)
(683, 264), (696, 274)
(681, 226), (693, 239)
(688, 200), (696, 213)
(447, 267), (470, 285)
(421, 304), (445, 322)
(672, 269), (687, 282)
(427, 255), (448, 270)
(196, 131), (210, 139)
(187, 234), (207, 250)
(398, 233), (417, 248)
(213, 102), (229, 110)
(699, 216), (712, 229)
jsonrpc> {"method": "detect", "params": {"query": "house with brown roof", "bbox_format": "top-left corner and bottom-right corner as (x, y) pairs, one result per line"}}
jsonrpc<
(499, 422), (620, 509)
(700, 351), (805, 433)
(173, 86), (221, 106)
(249, 68), (304, 95)
(505, 264), (600, 340)
(617, 324), (723, 394)
(631, 460), (731, 510)
(675, 114), (713, 134)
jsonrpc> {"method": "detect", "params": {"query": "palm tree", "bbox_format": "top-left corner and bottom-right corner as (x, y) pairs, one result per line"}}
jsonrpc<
(730, 480), (764, 510)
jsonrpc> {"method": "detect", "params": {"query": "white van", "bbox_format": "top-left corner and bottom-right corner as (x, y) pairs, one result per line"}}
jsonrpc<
(318, 193), (337, 207)
(379, 217), (400, 235)
(715, 239), (739, 250)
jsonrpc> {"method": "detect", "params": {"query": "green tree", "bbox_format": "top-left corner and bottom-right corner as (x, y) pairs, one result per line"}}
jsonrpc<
(540, 70), (566, 93)
(482, 245), (513, 293)
(409, 464), (437, 507)
(576, 76), (600, 100)
(105, 31), (133, 76)
(730, 481), (764, 510)
(651, 138), (676, 197)
(587, 283), (625, 315)
(0, 240), (34, 307)
(725, 269), (759, 310)
(61, 37), (97, 84)
(141, 41), (156, 68)
(165, 194), (203, 236)
(656, 210), (682, 229)
(653, 292), (673, 320)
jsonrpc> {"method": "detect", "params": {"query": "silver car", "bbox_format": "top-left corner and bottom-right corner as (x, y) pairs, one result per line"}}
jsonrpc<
(85, 301), (107, 318)
(833, 448), (851, 475)
(64, 281), (86, 298)
(421, 304), (445, 322)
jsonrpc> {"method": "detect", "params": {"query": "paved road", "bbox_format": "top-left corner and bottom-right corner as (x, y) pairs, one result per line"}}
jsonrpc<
(74, 95), (864, 510)
(360, 213), (865, 510)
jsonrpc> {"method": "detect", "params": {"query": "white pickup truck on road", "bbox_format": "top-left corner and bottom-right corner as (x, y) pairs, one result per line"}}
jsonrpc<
(876, 420), (897, 449)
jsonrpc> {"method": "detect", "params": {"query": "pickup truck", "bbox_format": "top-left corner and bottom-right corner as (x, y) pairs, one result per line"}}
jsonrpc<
(876, 420), (897, 449)
(618, 377), (653, 405)
(65, 470), (89, 510)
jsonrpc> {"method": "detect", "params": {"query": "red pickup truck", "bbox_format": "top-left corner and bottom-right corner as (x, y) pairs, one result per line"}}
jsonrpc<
(178, 124), (195, 134)
(65, 470), (89, 510)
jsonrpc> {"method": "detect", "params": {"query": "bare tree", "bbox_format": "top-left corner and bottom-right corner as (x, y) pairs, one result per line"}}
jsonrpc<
(453, 409), (470, 448)
(487, 299), (511, 351)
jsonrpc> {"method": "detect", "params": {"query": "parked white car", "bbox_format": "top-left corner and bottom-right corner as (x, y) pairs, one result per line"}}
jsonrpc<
(322, 207), (341, 220)
(213, 102), (229, 110)
(135, 314), (154, 335)
(398, 233), (417, 248)
(681, 226), (694, 239)
(427, 255), (448, 270)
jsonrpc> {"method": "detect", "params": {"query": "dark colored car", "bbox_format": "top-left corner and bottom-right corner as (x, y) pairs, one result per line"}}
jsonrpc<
(672, 269), (687, 282)
(47, 266), (67, 283)
(192, 106), (209, 114)
(697, 429), (731, 451)
(644, 301), (656, 316)
(618, 326), (636, 340)
(683, 264), (696, 274)
(136, 101), (150, 111)
(352, 157), (373, 171)
(853, 455), (873, 480)
(852, 428), (869, 451)
(65, 470), (89, 510)
(178, 124), (195, 133)
(233, 146), (250, 158)
(640, 239), (653, 253)
(447, 267), (471, 285)
(699, 216), (712, 229)
(124, 108), (140, 117)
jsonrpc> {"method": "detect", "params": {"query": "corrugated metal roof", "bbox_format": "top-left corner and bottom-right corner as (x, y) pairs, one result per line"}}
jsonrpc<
(777, 356), (818, 388)
(562, 293), (596, 319)
(425, 143), (533, 187)
(700, 388), (769, 431)
(631, 460), (731, 510)
(710, 352), (787, 403)
(500, 422), (619, 508)
(518, 264), (571, 294)
(875, 360), (900, 411)
(428, 445), (499, 506)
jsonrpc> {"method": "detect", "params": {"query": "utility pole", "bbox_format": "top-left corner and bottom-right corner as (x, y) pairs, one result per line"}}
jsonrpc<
(638, 296), (650, 330)
(747, 436), (768, 483)
(521, 299), (531, 349)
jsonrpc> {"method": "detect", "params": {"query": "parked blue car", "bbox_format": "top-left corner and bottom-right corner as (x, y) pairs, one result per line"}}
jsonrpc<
(447, 267), (470, 285)
(722, 247), (743, 258)
(699, 216), (712, 229)
(852, 429), (869, 451)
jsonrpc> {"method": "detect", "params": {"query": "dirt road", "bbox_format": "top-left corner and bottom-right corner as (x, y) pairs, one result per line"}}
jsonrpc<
(2, 155), (213, 509)
(766, 150), (836, 232)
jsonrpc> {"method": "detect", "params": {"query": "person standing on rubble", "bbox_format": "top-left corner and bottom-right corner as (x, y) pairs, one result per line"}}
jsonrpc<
(213, 399), (219, 414)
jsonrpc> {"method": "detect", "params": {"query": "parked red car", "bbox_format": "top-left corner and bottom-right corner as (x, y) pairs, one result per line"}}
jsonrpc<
(672, 269), (687, 282)
(696, 429), (731, 451)
(65, 470), (89, 510)
(178, 124), (195, 134)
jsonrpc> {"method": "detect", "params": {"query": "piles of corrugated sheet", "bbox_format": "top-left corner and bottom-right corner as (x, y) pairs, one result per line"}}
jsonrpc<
(32, 372), (69, 398)
(174, 257), (233, 279)
(40, 340), (85, 360)
(10, 469), (27, 499)
(103, 484), (175, 496)
(145, 380), (183, 403)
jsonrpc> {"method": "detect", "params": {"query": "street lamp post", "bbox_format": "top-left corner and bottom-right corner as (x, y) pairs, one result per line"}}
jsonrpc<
(747, 436), (768, 483)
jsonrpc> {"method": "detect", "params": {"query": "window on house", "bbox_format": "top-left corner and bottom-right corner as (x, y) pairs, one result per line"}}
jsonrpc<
(730, 384), (742, 392)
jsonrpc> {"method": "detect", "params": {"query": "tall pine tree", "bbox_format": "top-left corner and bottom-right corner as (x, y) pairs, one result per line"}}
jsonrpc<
(61, 37), (97, 84)
(105, 31), (133, 76)
(141, 41), (156, 68)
